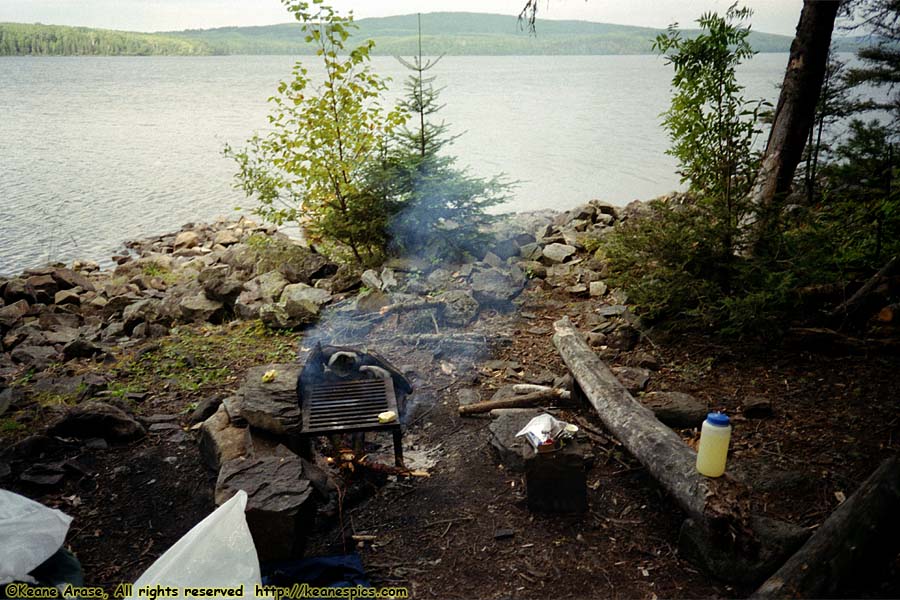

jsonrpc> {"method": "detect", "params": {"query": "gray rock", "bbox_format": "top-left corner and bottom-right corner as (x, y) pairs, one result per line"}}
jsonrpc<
(520, 261), (548, 279)
(435, 290), (480, 327)
(179, 293), (224, 324)
(3, 279), (35, 304)
(325, 265), (362, 293)
(63, 338), (102, 362)
(361, 269), (382, 291)
(589, 281), (608, 297)
(44, 326), (80, 345)
(379, 268), (398, 291)
(53, 289), (81, 306)
(565, 284), (589, 296)
(278, 248), (337, 284)
(489, 408), (543, 472)
(483, 251), (505, 269)
(199, 266), (243, 303)
(26, 275), (58, 303)
(256, 271), (291, 303)
(491, 238), (521, 261)
(215, 452), (313, 563)
(470, 268), (525, 308)
(48, 400), (145, 442)
(191, 396), (223, 424)
(199, 404), (250, 470)
(122, 298), (167, 333)
(518, 243), (543, 261)
(0, 300), (30, 330)
(742, 396), (774, 419)
(174, 231), (201, 249)
(281, 284), (331, 308)
(259, 303), (293, 329)
(11, 346), (58, 371)
(237, 364), (302, 435)
(213, 229), (241, 246)
(457, 388), (481, 407)
(50, 268), (95, 292)
(542, 243), (577, 264)
(612, 366), (651, 394)
(641, 391), (707, 429)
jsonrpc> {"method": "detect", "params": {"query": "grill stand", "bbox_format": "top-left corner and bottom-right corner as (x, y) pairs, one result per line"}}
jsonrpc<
(299, 378), (404, 467)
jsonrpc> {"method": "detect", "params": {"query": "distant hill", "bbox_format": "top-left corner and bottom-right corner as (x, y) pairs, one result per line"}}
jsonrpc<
(0, 13), (867, 57)
(0, 22), (210, 56)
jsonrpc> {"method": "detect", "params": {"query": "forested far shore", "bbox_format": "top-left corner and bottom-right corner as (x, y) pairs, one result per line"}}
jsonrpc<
(0, 22), (211, 56)
(0, 15), (870, 57)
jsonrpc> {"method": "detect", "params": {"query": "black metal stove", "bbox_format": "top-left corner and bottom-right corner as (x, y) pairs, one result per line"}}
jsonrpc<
(296, 343), (411, 467)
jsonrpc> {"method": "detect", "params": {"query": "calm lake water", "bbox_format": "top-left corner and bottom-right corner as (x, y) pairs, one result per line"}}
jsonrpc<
(0, 54), (790, 275)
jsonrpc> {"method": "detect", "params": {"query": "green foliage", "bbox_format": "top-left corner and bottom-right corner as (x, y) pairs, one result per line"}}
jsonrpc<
(227, 0), (406, 264)
(603, 7), (776, 336)
(653, 6), (766, 227)
(819, 119), (900, 266)
(374, 16), (511, 260)
(0, 22), (210, 56)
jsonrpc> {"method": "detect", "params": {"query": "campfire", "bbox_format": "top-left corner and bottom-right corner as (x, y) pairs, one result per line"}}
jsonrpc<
(296, 343), (414, 469)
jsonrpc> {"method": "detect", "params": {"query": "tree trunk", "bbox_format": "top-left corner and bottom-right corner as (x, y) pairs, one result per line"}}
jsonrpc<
(751, 455), (900, 599)
(748, 0), (839, 251)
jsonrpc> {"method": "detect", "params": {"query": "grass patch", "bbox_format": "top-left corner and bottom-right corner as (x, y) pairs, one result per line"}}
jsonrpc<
(111, 320), (299, 398)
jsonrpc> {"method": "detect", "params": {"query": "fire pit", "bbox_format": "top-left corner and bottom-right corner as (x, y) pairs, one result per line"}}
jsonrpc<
(296, 343), (412, 467)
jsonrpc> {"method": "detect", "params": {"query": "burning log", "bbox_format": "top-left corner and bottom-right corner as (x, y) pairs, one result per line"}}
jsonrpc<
(458, 388), (568, 416)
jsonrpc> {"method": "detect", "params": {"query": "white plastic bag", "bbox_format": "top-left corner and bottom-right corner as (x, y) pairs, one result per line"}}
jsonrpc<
(127, 490), (260, 600)
(0, 490), (73, 584)
(515, 413), (568, 449)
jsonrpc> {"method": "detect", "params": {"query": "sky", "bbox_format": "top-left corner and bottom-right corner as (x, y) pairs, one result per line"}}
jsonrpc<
(0, 0), (805, 35)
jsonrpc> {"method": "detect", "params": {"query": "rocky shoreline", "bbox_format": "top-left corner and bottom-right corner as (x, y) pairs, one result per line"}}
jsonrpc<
(1, 195), (713, 572)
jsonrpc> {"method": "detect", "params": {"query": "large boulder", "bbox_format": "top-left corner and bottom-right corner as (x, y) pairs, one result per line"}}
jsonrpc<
(435, 290), (480, 327)
(25, 275), (58, 304)
(641, 391), (707, 429)
(215, 451), (314, 562)
(48, 400), (145, 442)
(199, 404), (250, 471)
(122, 298), (168, 333)
(3, 279), (36, 304)
(256, 271), (291, 303)
(0, 300), (30, 330)
(237, 364), (302, 435)
(11, 346), (58, 371)
(277, 247), (337, 285)
(179, 293), (224, 324)
(50, 268), (95, 293)
(470, 267), (525, 308)
(489, 408), (543, 472)
(541, 243), (577, 265)
(174, 230), (201, 249)
(199, 266), (244, 304)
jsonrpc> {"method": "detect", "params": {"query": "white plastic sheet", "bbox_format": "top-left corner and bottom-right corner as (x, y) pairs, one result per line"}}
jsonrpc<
(0, 490), (73, 584)
(127, 491), (260, 600)
(515, 413), (569, 450)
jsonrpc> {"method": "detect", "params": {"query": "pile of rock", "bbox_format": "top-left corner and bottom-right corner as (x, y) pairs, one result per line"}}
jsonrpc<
(197, 364), (332, 562)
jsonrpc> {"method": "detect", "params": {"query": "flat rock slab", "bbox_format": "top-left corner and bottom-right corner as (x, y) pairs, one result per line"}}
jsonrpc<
(215, 452), (313, 562)
(489, 408), (543, 472)
(641, 391), (707, 429)
(199, 404), (250, 471)
(611, 366), (651, 395)
(237, 364), (302, 436)
(48, 400), (145, 442)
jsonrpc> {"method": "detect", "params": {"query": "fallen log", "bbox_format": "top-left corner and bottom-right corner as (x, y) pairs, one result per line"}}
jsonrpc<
(552, 317), (808, 583)
(751, 455), (900, 599)
(553, 317), (712, 522)
(458, 389), (566, 416)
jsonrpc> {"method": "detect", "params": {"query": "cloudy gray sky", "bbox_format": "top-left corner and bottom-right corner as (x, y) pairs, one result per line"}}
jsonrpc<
(0, 0), (804, 35)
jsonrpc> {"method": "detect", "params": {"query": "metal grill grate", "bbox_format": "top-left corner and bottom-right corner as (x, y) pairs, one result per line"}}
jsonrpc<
(303, 378), (397, 433)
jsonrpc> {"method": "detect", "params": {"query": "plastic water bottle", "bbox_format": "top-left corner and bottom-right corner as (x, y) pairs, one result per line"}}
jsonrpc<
(696, 412), (731, 477)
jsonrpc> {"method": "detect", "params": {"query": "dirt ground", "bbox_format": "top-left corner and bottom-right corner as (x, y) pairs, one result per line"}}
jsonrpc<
(4, 277), (900, 599)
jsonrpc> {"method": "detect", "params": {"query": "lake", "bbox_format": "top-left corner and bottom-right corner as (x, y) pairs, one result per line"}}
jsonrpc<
(0, 53), (790, 275)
